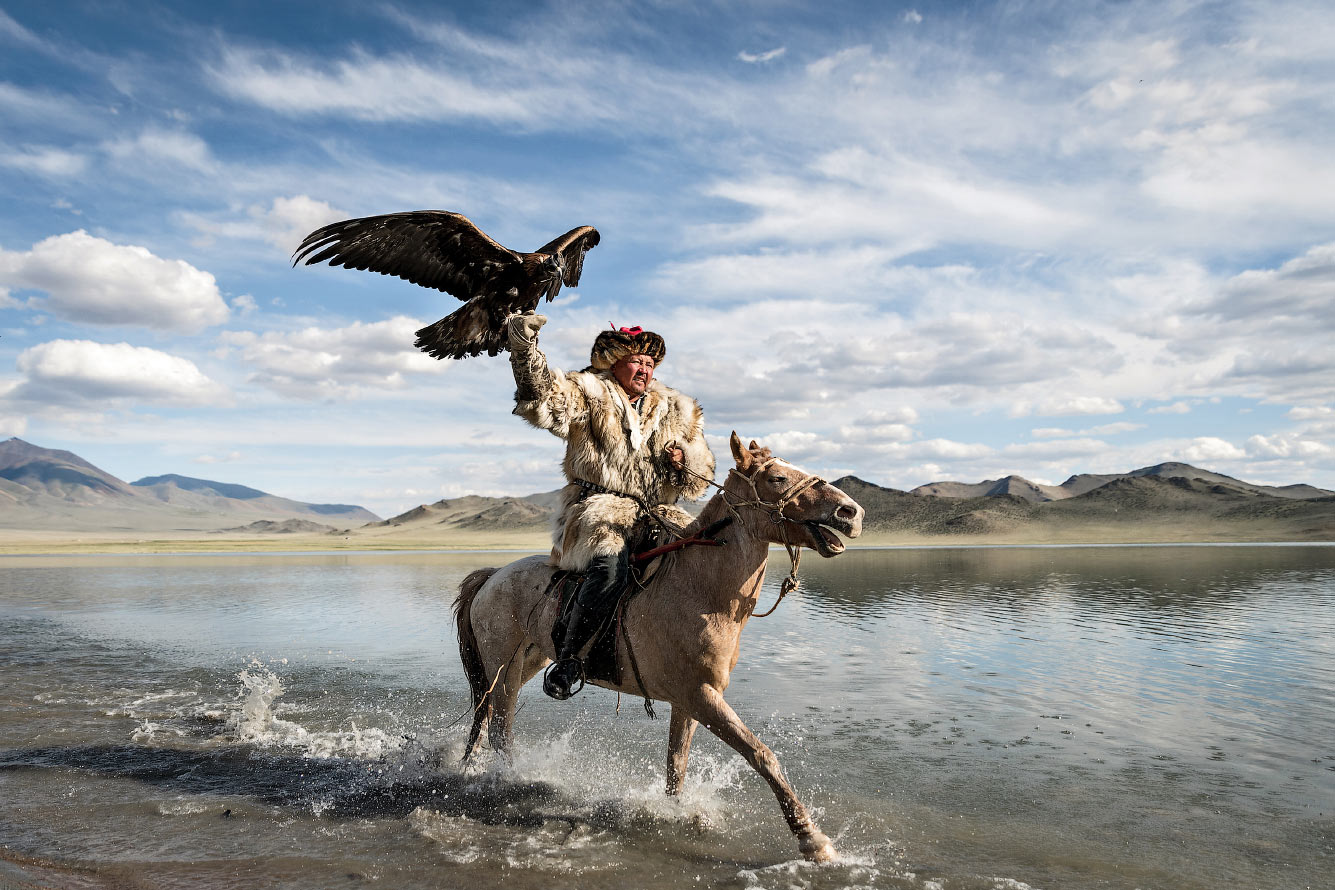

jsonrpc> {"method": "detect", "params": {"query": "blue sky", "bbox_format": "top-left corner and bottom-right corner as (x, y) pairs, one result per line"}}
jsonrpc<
(2, 0), (1332, 518)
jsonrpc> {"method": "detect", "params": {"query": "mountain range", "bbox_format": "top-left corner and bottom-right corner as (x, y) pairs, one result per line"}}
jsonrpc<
(837, 473), (1333, 540)
(910, 462), (1332, 502)
(368, 458), (1333, 543)
(1, 437), (1332, 543)
(0, 438), (379, 532)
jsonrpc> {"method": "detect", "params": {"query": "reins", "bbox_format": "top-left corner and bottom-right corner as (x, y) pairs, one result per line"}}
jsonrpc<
(676, 457), (825, 617)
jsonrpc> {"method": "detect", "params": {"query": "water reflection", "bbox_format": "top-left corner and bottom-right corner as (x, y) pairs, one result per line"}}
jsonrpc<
(1, 545), (1331, 890)
(797, 544), (1335, 612)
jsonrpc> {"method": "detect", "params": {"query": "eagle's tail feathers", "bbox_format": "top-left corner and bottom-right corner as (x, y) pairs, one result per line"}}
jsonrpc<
(414, 300), (507, 360)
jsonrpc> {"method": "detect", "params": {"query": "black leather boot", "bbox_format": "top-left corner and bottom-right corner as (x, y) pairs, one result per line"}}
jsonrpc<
(544, 552), (629, 700)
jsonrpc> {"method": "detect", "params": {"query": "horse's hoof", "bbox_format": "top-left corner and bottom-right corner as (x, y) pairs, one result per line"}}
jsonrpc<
(800, 835), (838, 863)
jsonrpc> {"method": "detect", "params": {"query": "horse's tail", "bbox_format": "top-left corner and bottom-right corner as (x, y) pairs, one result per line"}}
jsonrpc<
(455, 567), (499, 709)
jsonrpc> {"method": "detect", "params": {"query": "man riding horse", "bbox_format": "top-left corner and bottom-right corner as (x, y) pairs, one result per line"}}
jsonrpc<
(506, 313), (716, 700)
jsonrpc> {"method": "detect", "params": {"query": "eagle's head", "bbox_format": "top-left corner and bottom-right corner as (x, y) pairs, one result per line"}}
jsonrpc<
(541, 254), (565, 299)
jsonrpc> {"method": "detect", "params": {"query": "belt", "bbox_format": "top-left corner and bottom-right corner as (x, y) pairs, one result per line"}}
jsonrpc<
(571, 479), (673, 534)
(573, 478), (628, 499)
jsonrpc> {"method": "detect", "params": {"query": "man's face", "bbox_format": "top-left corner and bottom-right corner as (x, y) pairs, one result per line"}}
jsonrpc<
(612, 354), (656, 396)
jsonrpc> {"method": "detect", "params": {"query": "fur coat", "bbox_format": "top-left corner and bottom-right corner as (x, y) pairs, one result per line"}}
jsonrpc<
(510, 336), (715, 571)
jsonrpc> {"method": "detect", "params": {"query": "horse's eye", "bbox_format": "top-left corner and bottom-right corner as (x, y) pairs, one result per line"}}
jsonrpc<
(768, 476), (785, 485)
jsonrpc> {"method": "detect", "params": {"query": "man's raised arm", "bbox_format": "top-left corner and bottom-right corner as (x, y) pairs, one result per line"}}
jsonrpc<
(507, 313), (586, 437)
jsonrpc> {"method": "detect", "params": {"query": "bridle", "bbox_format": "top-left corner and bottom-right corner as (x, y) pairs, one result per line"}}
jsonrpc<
(680, 456), (827, 617)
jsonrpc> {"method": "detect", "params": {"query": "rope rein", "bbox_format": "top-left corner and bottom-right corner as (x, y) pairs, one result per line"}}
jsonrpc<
(676, 457), (825, 617)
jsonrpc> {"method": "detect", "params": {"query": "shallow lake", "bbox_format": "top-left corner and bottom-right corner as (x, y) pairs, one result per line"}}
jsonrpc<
(1, 545), (1332, 890)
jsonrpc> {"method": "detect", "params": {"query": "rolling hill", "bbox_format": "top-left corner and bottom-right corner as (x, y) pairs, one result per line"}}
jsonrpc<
(2, 437), (1332, 546)
(846, 471), (1334, 542)
(911, 462), (1334, 503)
(0, 438), (379, 532)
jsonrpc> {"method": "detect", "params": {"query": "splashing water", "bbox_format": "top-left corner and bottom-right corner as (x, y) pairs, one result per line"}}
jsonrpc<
(229, 668), (401, 760)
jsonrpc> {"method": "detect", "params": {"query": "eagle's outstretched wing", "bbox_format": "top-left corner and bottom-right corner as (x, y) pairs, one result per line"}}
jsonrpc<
(535, 225), (600, 288)
(293, 210), (524, 300)
(294, 210), (600, 360)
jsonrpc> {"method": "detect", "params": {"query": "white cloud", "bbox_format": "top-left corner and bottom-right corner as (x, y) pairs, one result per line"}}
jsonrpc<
(1179, 436), (1246, 462)
(11, 340), (229, 406)
(0, 231), (229, 332)
(103, 127), (215, 173)
(1148, 400), (1193, 414)
(0, 9), (43, 48)
(854, 406), (920, 426)
(738, 47), (786, 64)
(194, 451), (242, 464)
(1011, 396), (1125, 418)
(654, 247), (945, 301)
(1035, 421), (1144, 438)
(210, 46), (574, 126)
(220, 315), (446, 399)
(903, 11), (923, 25)
(1288, 405), (1332, 421)
(0, 145), (88, 177)
(182, 194), (345, 253)
(903, 438), (992, 460)
(1245, 433), (1333, 459)
(263, 195), (345, 251)
(1004, 438), (1109, 459)
(1084, 421), (1145, 436)
(1141, 139), (1335, 219)
(703, 149), (1089, 253)
(840, 422), (916, 443)
(1200, 241), (1335, 328)
(0, 412), (27, 436)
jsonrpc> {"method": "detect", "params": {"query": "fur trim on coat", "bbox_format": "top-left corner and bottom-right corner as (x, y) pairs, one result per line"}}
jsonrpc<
(510, 337), (715, 570)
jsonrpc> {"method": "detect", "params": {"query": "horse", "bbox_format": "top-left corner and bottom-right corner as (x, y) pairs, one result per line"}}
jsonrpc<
(452, 432), (864, 862)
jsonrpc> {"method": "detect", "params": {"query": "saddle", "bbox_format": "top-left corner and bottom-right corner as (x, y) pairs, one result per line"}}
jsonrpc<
(544, 515), (734, 689)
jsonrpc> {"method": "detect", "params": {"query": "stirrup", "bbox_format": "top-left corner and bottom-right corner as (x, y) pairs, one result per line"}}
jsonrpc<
(542, 657), (586, 701)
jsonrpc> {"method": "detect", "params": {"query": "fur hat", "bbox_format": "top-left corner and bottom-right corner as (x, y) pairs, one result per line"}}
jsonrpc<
(590, 325), (666, 371)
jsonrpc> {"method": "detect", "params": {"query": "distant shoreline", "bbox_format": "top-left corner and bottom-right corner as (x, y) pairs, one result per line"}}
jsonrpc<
(1, 524), (1330, 556)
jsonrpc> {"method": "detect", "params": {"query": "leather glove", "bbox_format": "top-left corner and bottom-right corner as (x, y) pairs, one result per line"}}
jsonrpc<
(506, 312), (547, 346)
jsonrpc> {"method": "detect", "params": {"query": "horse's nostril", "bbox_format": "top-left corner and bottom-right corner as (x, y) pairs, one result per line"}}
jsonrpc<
(835, 505), (858, 521)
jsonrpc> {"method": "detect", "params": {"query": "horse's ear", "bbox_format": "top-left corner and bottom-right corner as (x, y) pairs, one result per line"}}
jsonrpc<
(748, 439), (760, 451)
(729, 431), (753, 471)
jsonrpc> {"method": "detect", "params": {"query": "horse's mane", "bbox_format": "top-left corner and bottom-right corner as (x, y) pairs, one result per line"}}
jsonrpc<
(675, 446), (772, 539)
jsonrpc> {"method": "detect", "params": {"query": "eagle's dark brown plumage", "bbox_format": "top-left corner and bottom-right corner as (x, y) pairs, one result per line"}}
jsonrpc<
(293, 210), (600, 359)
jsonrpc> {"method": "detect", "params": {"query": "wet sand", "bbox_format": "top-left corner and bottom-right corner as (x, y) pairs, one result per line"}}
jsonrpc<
(0, 846), (132, 889)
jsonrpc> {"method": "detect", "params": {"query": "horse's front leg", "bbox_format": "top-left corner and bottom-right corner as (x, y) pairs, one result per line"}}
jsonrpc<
(666, 704), (698, 795)
(689, 684), (837, 863)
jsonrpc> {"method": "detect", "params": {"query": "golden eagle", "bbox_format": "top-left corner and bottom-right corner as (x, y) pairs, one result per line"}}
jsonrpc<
(294, 211), (600, 359)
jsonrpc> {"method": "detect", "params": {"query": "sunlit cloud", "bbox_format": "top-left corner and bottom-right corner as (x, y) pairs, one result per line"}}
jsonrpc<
(0, 231), (229, 332)
(8, 339), (229, 407)
(219, 316), (446, 399)
(738, 47), (786, 64)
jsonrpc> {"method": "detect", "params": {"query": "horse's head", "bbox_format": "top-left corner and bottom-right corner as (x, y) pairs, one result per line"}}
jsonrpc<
(726, 432), (864, 557)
